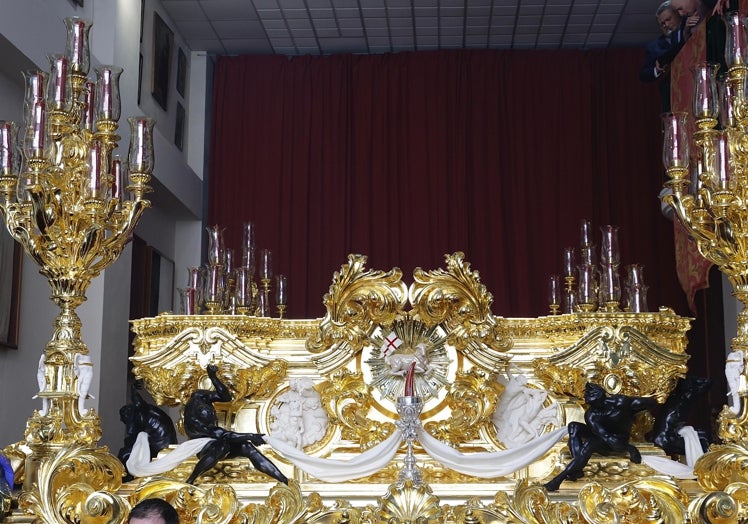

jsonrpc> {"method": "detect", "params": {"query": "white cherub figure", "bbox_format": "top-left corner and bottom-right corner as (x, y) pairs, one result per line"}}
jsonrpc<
(493, 373), (559, 448)
(73, 353), (95, 416)
(33, 353), (48, 416)
(726, 350), (744, 415)
(270, 378), (328, 448)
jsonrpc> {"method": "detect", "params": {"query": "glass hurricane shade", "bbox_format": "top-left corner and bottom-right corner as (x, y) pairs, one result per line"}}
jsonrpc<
(46, 54), (72, 112)
(0, 121), (18, 176)
(661, 112), (690, 170)
(64, 17), (92, 75)
(725, 12), (748, 68)
(94, 66), (122, 123)
(127, 116), (155, 173)
(691, 62), (720, 121)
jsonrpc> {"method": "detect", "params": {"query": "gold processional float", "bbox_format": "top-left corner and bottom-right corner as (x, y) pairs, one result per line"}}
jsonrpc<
(2, 14), (748, 524)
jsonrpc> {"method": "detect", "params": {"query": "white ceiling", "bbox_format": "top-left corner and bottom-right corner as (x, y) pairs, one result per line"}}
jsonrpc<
(160, 0), (662, 56)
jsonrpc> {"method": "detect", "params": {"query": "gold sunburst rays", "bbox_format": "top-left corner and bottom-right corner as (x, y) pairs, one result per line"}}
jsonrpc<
(366, 318), (453, 401)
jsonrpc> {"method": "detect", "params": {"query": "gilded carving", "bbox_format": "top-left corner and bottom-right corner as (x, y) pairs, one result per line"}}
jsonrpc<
(410, 252), (513, 373)
(533, 326), (687, 402)
(424, 368), (502, 446)
(577, 478), (689, 523)
(374, 480), (442, 523)
(18, 444), (125, 524)
(307, 254), (409, 366)
(365, 317), (452, 401)
(7, 248), (720, 523)
(317, 370), (395, 448)
(693, 442), (748, 492)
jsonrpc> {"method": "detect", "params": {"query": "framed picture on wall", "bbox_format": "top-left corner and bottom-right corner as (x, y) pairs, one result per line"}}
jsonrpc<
(151, 12), (173, 111)
(176, 48), (187, 98)
(137, 53), (143, 106)
(140, 0), (145, 43)
(0, 234), (22, 349)
(175, 102), (185, 151)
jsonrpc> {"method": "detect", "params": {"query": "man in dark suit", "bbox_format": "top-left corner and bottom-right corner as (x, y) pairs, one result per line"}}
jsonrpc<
(640, 2), (683, 111)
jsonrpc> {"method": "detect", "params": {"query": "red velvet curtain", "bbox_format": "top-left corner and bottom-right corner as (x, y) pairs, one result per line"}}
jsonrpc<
(208, 49), (687, 320)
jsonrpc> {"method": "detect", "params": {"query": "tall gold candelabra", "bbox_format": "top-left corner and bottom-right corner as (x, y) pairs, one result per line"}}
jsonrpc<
(662, 13), (748, 458)
(0, 16), (151, 495)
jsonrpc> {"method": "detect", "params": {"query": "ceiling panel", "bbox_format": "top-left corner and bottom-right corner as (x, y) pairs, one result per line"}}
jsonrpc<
(163, 0), (670, 56)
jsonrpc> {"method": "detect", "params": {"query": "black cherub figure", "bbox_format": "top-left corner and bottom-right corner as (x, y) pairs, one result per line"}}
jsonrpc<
(118, 382), (178, 467)
(544, 382), (657, 492)
(646, 375), (711, 456)
(184, 364), (288, 485)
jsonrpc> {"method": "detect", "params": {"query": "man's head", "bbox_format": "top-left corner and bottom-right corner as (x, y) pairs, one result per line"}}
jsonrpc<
(128, 498), (179, 524)
(656, 3), (682, 36)
(670, 0), (698, 17)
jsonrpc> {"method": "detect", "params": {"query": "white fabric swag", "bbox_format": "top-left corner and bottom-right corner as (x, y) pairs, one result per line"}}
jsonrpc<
(127, 424), (703, 482)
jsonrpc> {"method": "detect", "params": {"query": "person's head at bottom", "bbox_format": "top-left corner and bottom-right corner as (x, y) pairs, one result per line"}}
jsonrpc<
(128, 498), (179, 524)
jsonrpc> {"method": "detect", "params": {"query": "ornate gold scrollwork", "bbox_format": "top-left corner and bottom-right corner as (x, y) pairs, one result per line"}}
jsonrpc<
(533, 326), (687, 402)
(308, 254), (409, 373)
(118, 255), (700, 523)
(317, 370), (395, 449)
(424, 368), (502, 447)
(577, 478), (690, 523)
(693, 442), (748, 492)
(18, 444), (126, 523)
(411, 252), (512, 373)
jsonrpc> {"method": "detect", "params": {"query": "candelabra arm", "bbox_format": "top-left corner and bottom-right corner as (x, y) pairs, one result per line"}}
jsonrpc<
(27, 185), (59, 235)
(663, 192), (717, 245)
(88, 199), (150, 276)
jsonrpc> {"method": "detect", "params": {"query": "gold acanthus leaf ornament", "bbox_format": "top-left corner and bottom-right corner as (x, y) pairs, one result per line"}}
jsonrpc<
(693, 441), (748, 491)
(687, 482), (748, 523)
(136, 360), (206, 406)
(533, 325), (686, 402)
(307, 254), (409, 360)
(215, 359), (288, 401)
(424, 368), (503, 446)
(317, 369), (395, 449)
(508, 480), (582, 522)
(533, 360), (587, 399)
(577, 478), (690, 523)
(410, 252), (512, 374)
(18, 443), (126, 524)
(131, 479), (355, 524)
(136, 360), (287, 406)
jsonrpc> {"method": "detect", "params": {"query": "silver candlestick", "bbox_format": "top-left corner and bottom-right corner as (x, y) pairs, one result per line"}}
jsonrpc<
(395, 395), (424, 485)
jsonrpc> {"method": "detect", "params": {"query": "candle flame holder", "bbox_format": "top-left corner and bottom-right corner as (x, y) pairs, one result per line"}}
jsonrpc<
(661, 24), (748, 457)
(0, 17), (151, 496)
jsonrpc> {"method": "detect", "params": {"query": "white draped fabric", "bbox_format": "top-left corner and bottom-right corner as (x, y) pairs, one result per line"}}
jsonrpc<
(417, 427), (568, 477)
(265, 427), (569, 482)
(126, 432), (215, 477)
(641, 425), (704, 479)
(263, 432), (403, 482)
(126, 424), (705, 483)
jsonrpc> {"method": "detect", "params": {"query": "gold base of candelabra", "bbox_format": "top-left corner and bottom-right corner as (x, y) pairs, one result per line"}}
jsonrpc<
(204, 301), (223, 315)
(600, 301), (620, 312)
(236, 305), (253, 315)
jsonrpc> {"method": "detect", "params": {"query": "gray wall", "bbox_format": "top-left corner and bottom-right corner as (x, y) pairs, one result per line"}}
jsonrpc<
(0, 0), (205, 451)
